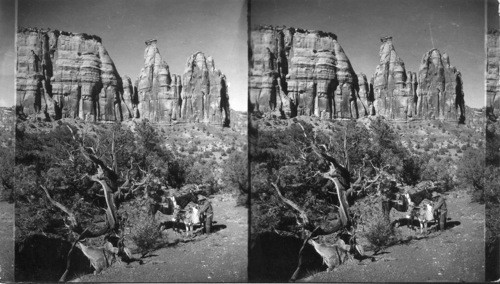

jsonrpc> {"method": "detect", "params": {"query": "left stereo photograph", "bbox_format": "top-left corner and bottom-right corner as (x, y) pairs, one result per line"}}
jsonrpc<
(0, 0), (15, 281)
(14, 0), (248, 282)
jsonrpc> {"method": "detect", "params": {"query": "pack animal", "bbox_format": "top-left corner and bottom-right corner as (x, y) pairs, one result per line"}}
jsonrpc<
(174, 191), (199, 209)
(149, 190), (199, 218)
(179, 204), (201, 237)
(308, 238), (351, 272)
(417, 203), (434, 233)
(149, 197), (175, 219)
(382, 188), (433, 222)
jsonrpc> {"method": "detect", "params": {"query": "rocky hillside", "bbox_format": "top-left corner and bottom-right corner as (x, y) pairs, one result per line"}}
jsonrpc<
(249, 26), (467, 123)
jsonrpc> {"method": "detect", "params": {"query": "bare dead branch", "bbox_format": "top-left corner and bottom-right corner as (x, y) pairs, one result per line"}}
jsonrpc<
(41, 185), (77, 228)
(89, 167), (119, 232)
(270, 181), (310, 226)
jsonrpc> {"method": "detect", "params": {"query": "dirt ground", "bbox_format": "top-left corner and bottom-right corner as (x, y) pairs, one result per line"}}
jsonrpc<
(0, 202), (14, 282)
(76, 193), (248, 282)
(302, 189), (485, 282)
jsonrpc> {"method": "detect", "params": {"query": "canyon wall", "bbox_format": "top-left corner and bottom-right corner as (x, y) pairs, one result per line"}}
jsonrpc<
(487, 30), (500, 117)
(135, 39), (181, 123)
(17, 29), (231, 126)
(181, 52), (230, 126)
(17, 27), (123, 121)
(371, 36), (417, 120)
(249, 26), (359, 119)
(250, 26), (466, 123)
(417, 48), (465, 122)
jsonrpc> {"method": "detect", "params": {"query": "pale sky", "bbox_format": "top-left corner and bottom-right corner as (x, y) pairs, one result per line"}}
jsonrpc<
(251, 0), (486, 109)
(18, 0), (248, 111)
(0, 0), (15, 107)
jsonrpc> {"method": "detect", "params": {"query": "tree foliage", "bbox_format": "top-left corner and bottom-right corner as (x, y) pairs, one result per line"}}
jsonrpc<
(456, 147), (485, 203)
(14, 120), (195, 242)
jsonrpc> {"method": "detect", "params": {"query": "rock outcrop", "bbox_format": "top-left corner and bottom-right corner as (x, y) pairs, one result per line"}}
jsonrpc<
(16, 27), (123, 121)
(249, 26), (359, 119)
(136, 39), (181, 123)
(371, 37), (416, 120)
(487, 30), (500, 117)
(181, 52), (230, 125)
(356, 73), (372, 116)
(417, 48), (465, 122)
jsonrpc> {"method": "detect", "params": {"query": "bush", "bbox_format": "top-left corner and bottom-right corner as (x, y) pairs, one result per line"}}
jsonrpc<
(456, 148), (486, 203)
(131, 219), (164, 258)
(364, 215), (400, 252)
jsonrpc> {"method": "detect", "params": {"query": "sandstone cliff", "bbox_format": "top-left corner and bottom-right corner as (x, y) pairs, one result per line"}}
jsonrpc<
(371, 37), (416, 120)
(417, 48), (465, 122)
(135, 39), (180, 123)
(249, 26), (359, 119)
(17, 27), (123, 121)
(487, 30), (500, 118)
(181, 52), (230, 126)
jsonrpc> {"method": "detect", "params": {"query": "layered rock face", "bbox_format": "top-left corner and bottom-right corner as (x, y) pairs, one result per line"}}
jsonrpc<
(356, 73), (372, 116)
(135, 39), (181, 123)
(249, 26), (359, 119)
(487, 30), (500, 117)
(371, 37), (416, 120)
(417, 48), (465, 122)
(181, 52), (230, 125)
(17, 28), (123, 121)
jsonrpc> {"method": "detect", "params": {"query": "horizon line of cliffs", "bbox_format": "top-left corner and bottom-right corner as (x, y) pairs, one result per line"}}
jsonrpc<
(16, 27), (230, 126)
(249, 25), (466, 123)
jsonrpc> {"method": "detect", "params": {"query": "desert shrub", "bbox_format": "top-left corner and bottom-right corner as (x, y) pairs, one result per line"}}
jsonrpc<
(223, 151), (248, 207)
(456, 148), (485, 203)
(131, 219), (164, 258)
(399, 156), (423, 186)
(423, 142), (432, 151)
(419, 155), (455, 191)
(438, 148), (447, 155)
(364, 214), (400, 252)
(186, 160), (220, 194)
(0, 146), (14, 202)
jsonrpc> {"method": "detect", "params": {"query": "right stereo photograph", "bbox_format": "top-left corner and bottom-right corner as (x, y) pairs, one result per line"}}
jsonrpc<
(249, 0), (487, 282)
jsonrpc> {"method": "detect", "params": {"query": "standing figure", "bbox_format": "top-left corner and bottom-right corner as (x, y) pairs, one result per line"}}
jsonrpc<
(431, 191), (447, 231)
(197, 195), (213, 234)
